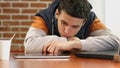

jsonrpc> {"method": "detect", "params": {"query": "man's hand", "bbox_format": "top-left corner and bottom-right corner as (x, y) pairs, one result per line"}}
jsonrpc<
(43, 41), (72, 54)
(43, 37), (81, 54)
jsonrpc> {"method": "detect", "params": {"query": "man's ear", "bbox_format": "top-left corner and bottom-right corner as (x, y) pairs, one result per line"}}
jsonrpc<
(55, 9), (59, 19)
(82, 19), (87, 26)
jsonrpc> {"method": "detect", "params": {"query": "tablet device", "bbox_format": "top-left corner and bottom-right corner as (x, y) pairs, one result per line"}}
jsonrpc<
(75, 51), (117, 60)
(13, 54), (70, 59)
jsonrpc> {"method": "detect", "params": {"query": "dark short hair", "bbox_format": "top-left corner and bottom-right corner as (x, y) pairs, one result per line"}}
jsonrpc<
(58, 0), (92, 19)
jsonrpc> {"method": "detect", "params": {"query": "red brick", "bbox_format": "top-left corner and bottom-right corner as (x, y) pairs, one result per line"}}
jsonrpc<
(0, 3), (10, 7)
(12, 3), (28, 7)
(12, 15), (28, 20)
(3, 21), (20, 26)
(11, 33), (20, 38)
(21, 21), (32, 26)
(30, 15), (34, 19)
(0, 15), (10, 19)
(11, 27), (20, 32)
(0, 9), (1, 13)
(0, 26), (10, 31)
(4, 0), (18, 1)
(3, 33), (13, 38)
(0, 33), (2, 37)
(3, 9), (19, 13)
(12, 39), (24, 44)
(22, 0), (37, 1)
(31, 3), (47, 8)
(20, 33), (26, 38)
(20, 28), (29, 32)
(22, 9), (38, 13)
(41, 0), (53, 1)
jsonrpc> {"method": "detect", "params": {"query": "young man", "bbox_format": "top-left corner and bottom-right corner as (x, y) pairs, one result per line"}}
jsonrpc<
(24, 0), (120, 54)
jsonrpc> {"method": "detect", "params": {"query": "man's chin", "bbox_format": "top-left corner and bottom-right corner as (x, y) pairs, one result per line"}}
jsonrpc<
(61, 35), (71, 38)
(60, 34), (72, 38)
(61, 35), (68, 37)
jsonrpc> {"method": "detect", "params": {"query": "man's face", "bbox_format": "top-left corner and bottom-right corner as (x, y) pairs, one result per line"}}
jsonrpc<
(56, 10), (85, 38)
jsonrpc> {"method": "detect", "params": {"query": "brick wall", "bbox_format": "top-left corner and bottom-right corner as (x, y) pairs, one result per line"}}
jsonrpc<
(0, 0), (53, 52)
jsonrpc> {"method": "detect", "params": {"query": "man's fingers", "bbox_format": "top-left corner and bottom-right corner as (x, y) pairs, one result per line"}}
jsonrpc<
(47, 44), (58, 54)
(43, 41), (60, 54)
(43, 43), (51, 54)
(54, 47), (59, 55)
(47, 45), (55, 54)
(43, 45), (48, 54)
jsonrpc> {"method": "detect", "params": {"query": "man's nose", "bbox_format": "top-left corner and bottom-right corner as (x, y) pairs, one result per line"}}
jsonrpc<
(64, 26), (71, 34)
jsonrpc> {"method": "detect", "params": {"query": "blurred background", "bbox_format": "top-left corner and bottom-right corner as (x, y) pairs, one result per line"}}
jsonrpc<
(0, 0), (120, 52)
(0, 0), (53, 52)
(89, 0), (120, 38)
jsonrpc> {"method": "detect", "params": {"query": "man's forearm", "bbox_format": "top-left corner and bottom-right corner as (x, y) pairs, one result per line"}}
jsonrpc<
(24, 27), (67, 54)
(81, 29), (120, 51)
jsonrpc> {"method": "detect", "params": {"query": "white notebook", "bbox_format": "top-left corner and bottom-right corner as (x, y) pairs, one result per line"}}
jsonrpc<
(13, 54), (70, 59)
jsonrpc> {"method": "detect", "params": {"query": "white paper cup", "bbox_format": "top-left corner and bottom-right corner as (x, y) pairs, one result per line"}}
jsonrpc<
(0, 39), (11, 60)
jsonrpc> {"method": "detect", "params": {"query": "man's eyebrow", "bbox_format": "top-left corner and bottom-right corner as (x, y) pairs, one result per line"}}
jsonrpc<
(73, 25), (80, 27)
(61, 20), (68, 24)
(61, 20), (81, 27)
(62, 20), (67, 23)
